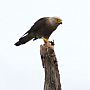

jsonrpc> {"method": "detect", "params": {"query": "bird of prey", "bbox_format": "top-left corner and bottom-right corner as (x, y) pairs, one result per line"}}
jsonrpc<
(14, 17), (62, 46)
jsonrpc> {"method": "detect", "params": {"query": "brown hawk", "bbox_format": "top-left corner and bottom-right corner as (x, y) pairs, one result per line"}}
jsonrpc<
(14, 17), (62, 46)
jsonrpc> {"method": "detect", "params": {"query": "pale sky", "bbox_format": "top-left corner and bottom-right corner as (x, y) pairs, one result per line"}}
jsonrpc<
(0, 0), (90, 90)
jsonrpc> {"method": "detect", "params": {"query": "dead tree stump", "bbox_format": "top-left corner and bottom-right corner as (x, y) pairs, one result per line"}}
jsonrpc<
(40, 42), (61, 90)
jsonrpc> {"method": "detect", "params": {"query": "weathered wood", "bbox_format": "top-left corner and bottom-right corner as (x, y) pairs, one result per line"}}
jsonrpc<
(40, 42), (61, 90)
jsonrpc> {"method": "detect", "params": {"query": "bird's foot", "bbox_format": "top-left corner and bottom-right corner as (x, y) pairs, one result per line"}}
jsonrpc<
(42, 38), (49, 43)
(43, 38), (54, 49)
(49, 40), (55, 46)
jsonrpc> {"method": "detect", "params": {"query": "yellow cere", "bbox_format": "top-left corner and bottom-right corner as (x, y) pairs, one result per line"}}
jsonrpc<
(56, 18), (62, 24)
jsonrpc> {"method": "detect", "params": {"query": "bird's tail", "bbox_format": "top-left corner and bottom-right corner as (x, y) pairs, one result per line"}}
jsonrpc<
(14, 41), (22, 46)
(14, 34), (33, 46)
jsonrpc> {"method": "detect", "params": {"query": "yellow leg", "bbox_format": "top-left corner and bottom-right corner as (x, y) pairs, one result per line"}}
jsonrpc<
(42, 37), (54, 48)
(42, 37), (49, 43)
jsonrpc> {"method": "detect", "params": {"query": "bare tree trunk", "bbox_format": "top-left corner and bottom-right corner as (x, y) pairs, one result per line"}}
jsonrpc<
(40, 42), (62, 90)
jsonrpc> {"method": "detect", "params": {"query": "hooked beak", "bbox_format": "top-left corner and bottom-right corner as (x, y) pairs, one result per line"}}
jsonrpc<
(57, 18), (62, 24)
(60, 21), (62, 24)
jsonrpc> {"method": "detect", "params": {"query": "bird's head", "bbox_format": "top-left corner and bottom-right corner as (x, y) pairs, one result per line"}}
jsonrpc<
(48, 17), (62, 26)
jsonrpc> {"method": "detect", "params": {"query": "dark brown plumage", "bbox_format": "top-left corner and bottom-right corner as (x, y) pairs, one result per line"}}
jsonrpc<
(14, 17), (62, 46)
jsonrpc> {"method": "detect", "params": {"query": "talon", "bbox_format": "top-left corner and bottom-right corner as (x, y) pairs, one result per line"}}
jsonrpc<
(49, 40), (55, 46)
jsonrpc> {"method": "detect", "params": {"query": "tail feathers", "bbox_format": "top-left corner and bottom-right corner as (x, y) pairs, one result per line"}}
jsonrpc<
(14, 41), (22, 46)
(14, 34), (33, 46)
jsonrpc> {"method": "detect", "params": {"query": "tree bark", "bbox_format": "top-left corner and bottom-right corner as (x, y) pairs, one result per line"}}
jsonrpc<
(40, 42), (62, 90)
